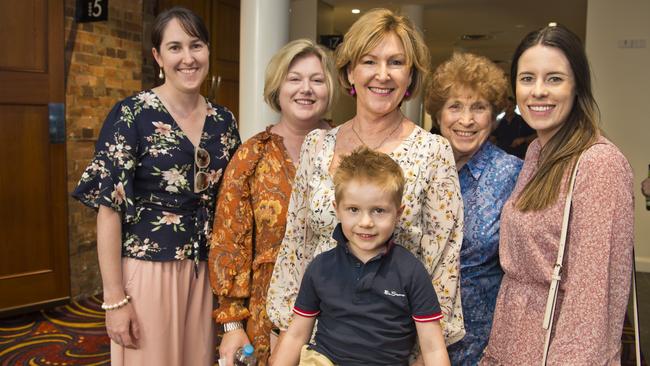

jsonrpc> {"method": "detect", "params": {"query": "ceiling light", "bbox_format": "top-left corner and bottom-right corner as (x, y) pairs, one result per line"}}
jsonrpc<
(548, 22), (558, 27)
(352, 9), (360, 14)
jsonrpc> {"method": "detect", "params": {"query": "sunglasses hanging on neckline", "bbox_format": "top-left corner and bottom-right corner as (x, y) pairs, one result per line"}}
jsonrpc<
(194, 147), (210, 193)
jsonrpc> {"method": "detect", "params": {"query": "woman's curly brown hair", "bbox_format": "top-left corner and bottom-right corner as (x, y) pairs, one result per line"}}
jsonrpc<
(424, 52), (508, 127)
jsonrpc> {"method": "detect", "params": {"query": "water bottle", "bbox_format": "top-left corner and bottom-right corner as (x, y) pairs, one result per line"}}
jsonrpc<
(234, 344), (257, 366)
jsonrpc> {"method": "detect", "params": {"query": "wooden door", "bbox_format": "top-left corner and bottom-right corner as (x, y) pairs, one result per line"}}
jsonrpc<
(208, 0), (240, 120)
(157, 0), (240, 119)
(0, 0), (69, 313)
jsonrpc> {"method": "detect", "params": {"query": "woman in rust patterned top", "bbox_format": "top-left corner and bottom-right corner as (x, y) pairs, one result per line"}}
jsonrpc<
(481, 24), (634, 365)
(208, 39), (335, 366)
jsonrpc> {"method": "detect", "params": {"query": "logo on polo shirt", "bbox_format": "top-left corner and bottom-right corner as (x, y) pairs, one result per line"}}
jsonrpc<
(384, 290), (406, 297)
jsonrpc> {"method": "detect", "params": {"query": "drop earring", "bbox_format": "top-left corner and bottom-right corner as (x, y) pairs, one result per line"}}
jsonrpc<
(349, 85), (356, 96)
(404, 90), (411, 98)
(158, 68), (164, 80)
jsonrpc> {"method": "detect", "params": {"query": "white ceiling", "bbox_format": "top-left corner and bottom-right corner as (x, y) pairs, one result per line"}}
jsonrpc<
(324, 0), (587, 75)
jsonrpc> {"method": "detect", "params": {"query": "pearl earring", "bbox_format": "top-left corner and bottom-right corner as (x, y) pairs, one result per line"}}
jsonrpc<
(158, 68), (164, 80)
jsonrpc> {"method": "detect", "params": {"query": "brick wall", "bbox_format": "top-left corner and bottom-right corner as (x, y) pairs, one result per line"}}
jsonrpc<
(143, 0), (160, 90)
(65, 0), (154, 297)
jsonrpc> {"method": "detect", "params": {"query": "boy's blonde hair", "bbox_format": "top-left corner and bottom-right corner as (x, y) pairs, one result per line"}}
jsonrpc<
(333, 147), (405, 207)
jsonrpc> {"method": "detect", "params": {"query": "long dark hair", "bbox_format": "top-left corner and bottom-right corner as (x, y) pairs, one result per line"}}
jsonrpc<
(511, 24), (599, 211)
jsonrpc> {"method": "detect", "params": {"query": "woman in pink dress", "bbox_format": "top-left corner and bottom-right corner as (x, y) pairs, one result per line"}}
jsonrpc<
(481, 24), (634, 365)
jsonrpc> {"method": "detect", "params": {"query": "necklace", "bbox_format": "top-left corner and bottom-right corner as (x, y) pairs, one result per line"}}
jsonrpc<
(351, 118), (403, 150)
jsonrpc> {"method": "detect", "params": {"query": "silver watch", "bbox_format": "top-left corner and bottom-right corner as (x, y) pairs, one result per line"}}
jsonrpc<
(223, 321), (244, 333)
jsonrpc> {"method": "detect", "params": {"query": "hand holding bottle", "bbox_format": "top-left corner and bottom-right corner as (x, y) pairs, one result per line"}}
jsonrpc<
(234, 344), (257, 366)
(219, 329), (251, 366)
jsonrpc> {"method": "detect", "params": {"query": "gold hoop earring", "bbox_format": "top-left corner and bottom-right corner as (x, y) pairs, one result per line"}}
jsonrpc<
(158, 68), (164, 79)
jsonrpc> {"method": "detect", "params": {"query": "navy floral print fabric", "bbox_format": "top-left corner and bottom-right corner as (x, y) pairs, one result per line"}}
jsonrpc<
(73, 90), (240, 263)
(447, 141), (522, 365)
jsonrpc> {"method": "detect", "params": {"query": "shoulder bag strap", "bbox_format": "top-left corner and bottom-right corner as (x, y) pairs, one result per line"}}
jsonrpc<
(541, 153), (584, 366)
(631, 249), (642, 366)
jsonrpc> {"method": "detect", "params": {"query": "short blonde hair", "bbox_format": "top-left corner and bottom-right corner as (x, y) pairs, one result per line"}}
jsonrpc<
(333, 147), (405, 207)
(425, 52), (508, 127)
(264, 39), (336, 113)
(335, 8), (430, 100)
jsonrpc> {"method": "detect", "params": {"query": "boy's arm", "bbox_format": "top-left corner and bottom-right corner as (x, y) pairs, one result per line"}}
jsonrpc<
(271, 314), (316, 366)
(272, 258), (321, 366)
(416, 321), (450, 366)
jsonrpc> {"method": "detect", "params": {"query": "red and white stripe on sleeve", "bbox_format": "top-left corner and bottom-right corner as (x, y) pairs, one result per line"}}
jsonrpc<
(293, 306), (320, 318)
(412, 312), (443, 322)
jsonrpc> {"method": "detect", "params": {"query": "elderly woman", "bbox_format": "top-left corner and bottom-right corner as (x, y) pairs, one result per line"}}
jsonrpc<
(425, 52), (523, 365)
(209, 39), (335, 366)
(267, 8), (465, 363)
(73, 7), (240, 365)
(481, 24), (634, 364)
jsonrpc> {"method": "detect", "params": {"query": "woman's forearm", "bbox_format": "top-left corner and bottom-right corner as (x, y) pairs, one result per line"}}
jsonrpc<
(97, 205), (126, 303)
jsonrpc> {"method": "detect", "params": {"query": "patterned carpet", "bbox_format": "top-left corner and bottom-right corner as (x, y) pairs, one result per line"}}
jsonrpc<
(0, 295), (109, 365)
(0, 295), (645, 365)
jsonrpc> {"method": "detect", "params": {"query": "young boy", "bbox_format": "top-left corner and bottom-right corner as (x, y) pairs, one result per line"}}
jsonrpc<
(274, 147), (450, 366)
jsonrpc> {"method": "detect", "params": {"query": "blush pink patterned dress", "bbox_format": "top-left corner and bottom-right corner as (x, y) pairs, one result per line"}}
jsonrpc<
(481, 136), (634, 365)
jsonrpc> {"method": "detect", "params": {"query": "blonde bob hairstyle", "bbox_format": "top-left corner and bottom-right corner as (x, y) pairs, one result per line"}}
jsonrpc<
(425, 52), (509, 128)
(335, 8), (430, 100)
(263, 39), (336, 113)
(333, 146), (405, 207)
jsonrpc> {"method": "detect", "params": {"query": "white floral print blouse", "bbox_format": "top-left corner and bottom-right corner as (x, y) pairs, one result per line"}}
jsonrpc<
(267, 125), (466, 344)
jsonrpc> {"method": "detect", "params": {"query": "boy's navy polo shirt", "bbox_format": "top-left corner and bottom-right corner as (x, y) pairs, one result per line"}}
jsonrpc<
(293, 224), (442, 365)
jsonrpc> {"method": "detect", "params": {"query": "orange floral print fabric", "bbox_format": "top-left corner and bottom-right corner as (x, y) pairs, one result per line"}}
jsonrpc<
(209, 127), (295, 365)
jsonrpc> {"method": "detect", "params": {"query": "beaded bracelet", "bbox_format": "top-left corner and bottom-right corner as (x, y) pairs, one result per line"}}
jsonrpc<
(101, 295), (131, 311)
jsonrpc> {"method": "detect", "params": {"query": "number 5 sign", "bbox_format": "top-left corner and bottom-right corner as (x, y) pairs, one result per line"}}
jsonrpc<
(76, 0), (108, 22)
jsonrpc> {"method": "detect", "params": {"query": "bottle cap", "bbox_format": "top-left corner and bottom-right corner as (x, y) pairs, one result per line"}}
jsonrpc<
(243, 344), (254, 356)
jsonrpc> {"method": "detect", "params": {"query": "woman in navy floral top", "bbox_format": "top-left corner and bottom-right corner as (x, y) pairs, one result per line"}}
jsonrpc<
(425, 52), (522, 365)
(73, 7), (240, 365)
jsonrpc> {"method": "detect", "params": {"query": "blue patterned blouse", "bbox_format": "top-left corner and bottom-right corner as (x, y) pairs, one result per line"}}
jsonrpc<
(73, 90), (240, 264)
(447, 141), (522, 365)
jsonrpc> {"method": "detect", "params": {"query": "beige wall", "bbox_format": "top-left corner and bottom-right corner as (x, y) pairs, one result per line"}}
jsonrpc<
(290, 0), (318, 41)
(317, 0), (334, 36)
(586, 0), (650, 271)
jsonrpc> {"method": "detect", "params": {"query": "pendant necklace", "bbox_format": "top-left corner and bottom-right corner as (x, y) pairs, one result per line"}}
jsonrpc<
(351, 117), (403, 150)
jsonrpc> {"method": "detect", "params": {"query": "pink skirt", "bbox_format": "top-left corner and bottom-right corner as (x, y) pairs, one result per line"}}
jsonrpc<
(110, 258), (216, 366)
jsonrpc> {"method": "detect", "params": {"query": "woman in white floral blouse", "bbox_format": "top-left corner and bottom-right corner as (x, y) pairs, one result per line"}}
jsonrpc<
(73, 7), (240, 366)
(267, 8), (464, 365)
